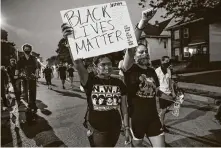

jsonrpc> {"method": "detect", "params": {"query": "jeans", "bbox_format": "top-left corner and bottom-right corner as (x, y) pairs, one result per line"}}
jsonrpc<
(23, 79), (37, 110)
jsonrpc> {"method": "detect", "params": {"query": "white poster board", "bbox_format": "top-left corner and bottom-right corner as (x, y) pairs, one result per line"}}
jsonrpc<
(60, 1), (138, 60)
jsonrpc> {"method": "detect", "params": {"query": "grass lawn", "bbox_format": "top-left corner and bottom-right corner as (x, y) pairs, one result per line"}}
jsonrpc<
(179, 71), (221, 87)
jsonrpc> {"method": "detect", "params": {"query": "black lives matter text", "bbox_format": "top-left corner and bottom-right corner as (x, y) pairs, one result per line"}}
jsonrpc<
(64, 5), (123, 54)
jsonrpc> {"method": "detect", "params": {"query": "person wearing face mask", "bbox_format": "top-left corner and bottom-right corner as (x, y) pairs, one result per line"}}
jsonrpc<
(7, 58), (21, 103)
(61, 25), (132, 147)
(43, 64), (53, 89)
(155, 56), (176, 132)
(122, 9), (165, 147)
(14, 44), (39, 120)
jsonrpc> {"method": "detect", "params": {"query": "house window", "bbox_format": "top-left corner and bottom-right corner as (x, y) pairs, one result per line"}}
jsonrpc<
(164, 41), (167, 49)
(202, 46), (208, 54)
(183, 28), (189, 38)
(174, 30), (180, 40)
(175, 48), (180, 56)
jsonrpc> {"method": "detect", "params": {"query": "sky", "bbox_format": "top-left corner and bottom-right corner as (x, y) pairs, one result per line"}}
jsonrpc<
(1, 0), (166, 62)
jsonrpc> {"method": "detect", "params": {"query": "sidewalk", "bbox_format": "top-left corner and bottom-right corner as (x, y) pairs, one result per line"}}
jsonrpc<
(178, 69), (221, 76)
(178, 82), (221, 94)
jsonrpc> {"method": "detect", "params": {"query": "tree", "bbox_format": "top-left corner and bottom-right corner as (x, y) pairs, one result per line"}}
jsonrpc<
(1, 29), (17, 66)
(139, 0), (221, 20)
(46, 55), (59, 66)
(56, 38), (72, 64)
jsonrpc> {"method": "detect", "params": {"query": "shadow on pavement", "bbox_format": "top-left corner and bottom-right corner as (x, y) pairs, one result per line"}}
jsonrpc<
(167, 126), (221, 146)
(38, 81), (57, 87)
(166, 106), (211, 126)
(19, 111), (67, 147)
(36, 100), (52, 116)
(52, 89), (86, 100)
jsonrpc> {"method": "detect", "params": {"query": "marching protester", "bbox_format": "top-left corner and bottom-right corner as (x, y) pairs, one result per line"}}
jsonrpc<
(122, 9), (165, 147)
(61, 29), (131, 147)
(43, 64), (54, 89)
(155, 56), (176, 132)
(7, 58), (21, 103)
(67, 64), (75, 88)
(57, 63), (67, 89)
(1, 66), (9, 108)
(14, 43), (39, 120)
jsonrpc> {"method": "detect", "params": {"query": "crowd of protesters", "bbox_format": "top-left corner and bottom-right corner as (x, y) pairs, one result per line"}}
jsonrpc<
(1, 7), (221, 148)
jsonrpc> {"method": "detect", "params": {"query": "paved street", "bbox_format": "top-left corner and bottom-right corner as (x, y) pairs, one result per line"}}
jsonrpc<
(1, 74), (221, 147)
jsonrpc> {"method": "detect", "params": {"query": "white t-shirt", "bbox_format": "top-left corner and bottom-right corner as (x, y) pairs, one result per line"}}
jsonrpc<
(155, 67), (172, 95)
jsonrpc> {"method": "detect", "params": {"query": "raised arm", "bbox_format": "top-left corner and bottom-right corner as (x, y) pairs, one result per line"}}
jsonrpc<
(123, 8), (157, 71)
(61, 23), (89, 86)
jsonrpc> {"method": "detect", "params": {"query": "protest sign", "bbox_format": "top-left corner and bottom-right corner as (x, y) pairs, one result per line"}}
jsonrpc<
(60, 1), (138, 60)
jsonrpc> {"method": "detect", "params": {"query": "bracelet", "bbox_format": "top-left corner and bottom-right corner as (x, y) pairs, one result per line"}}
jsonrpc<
(136, 23), (145, 30)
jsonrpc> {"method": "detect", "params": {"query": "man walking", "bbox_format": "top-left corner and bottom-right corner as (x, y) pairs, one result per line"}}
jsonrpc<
(43, 65), (53, 89)
(155, 56), (176, 132)
(14, 44), (39, 117)
(58, 63), (67, 89)
(67, 64), (75, 88)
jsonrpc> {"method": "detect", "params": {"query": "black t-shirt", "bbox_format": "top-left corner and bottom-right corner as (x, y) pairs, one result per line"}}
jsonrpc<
(43, 68), (53, 77)
(16, 55), (38, 75)
(58, 66), (67, 76)
(124, 64), (160, 114)
(7, 65), (16, 81)
(83, 73), (127, 132)
(67, 68), (75, 77)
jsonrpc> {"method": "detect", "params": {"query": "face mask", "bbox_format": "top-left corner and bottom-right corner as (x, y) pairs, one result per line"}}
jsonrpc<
(163, 63), (170, 68)
(24, 51), (31, 55)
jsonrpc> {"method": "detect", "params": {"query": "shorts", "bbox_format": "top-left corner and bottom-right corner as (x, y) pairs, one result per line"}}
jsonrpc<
(159, 92), (174, 109)
(131, 114), (163, 139)
(60, 75), (66, 80)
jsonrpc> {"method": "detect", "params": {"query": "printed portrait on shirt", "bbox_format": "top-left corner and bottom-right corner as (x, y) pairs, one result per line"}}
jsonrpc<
(91, 85), (121, 111)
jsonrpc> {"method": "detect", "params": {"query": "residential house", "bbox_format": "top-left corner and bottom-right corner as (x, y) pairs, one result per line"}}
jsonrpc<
(166, 18), (221, 66)
(141, 19), (172, 64)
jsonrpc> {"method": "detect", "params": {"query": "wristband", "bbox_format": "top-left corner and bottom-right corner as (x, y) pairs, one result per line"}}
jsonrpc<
(136, 23), (145, 30)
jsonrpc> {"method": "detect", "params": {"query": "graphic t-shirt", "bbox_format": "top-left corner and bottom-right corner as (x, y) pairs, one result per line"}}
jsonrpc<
(124, 64), (160, 115)
(43, 68), (53, 78)
(67, 68), (75, 77)
(58, 66), (67, 77)
(83, 73), (127, 131)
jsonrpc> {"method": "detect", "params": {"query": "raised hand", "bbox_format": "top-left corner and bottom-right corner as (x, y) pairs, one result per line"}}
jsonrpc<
(141, 8), (157, 22)
(61, 23), (74, 39)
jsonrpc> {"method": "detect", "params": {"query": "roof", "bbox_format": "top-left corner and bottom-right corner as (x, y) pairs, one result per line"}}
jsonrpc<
(165, 18), (204, 30)
(143, 18), (172, 36)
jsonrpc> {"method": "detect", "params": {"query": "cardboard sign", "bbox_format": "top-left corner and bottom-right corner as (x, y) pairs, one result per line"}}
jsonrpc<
(60, 1), (137, 60)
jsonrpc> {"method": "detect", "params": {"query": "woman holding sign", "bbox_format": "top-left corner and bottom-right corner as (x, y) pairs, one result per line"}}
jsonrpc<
(122, 9), (165, 147)
(62, 29), (131, 147)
